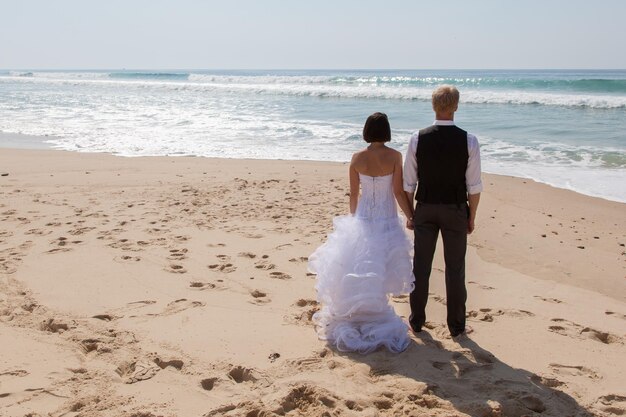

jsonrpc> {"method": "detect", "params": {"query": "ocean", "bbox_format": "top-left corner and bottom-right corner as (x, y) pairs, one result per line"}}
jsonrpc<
(1, 69), (625, 202)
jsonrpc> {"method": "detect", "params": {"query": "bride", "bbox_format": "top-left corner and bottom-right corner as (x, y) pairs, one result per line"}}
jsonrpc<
(308, 112), (415, 353)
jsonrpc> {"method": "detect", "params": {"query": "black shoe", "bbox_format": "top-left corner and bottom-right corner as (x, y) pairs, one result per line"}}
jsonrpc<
(409, 322), (422, 333)
(450, 326), (473, 338)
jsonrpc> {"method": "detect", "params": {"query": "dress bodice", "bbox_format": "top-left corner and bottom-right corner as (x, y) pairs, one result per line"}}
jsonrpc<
(355, 173), (397, 220)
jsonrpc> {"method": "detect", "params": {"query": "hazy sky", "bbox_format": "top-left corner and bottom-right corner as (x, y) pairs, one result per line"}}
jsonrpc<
(2, 0), (625, 69)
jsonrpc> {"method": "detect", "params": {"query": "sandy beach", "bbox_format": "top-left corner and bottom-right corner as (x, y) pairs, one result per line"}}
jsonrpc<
(0, 148), (624, 417)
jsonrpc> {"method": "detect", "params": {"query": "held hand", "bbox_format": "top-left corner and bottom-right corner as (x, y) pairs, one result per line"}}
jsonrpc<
(406, 218), (414, 230)
(467, 218), (475, 234)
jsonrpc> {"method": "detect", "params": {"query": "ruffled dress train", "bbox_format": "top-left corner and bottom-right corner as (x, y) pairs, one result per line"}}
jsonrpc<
(308, 173), (414, 354)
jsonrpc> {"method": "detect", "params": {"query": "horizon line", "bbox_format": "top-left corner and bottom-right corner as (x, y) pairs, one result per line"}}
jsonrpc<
(2, 68), (626, 72)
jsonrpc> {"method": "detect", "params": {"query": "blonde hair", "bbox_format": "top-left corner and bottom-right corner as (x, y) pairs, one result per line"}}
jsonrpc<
(432, 85), (460, 114)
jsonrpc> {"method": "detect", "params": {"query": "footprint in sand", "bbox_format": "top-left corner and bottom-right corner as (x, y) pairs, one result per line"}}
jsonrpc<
(468, 308), (535, 322)
(0, 369), (29, 377)
(92, 314), (119, 322)
(144, 227), (170, 235)
(431, 359), (493, 377)
(548, 318), (622, 344)
(46, 247), (72, 254)
(97, 229), (121, 241)
(107, 238), (142, 252)
(530, 374), (565, 388)
(467, 281), (495, 290)
(467, 309), (497, 322)
(153, 357), (184, 370)
(128, 300), (156, 305)
(164, 264), (187, 274)
(200, 377), (219, 391)
(118, 300), (157, 314)
(255, 260), (276, 270)
(275, 243), (293, 250)
(391, 294), (409, 303)
(167, 248), (188, 260)
(24, 228), (52, 236)
(425, 321), (472, 341)
(0, 253), (19, 274)
(289, 256), (309, 263)
(189, 282), (217, 290)
(249, 290), (270, 305)
(534, 296), (563, 304)
(208, 262), (236, 273)
(205, 382), (338, 417)
(503, 309), (535, 317)
(517, 395), (547, 413)
(115, 360), (160, 384)
(593, 394), (626, 416)
(172, 235), (189, 242)
(40, 318), (70, 333)
(79, 338), (102, 354)
(469, 350), (496, 365)
(431, 295), (447, 305)
(286, 350), (333, 372)
(251, 290), (267, 298)
(21, 302), (39, 312)
(46, 236), (83, 253)
(228, 366), (259, 383)
(160, 299), (205, 316)
(114, 255), (141, 263)
(295, 299), (318, 308)
(244, 233), (264, 239)
(107, 329), (138, 344)
(549, 363), (601, 380)
(605, 310), (626, 320)
(270, 271), (292, 280)
(68, 226), (96, 236)
(287, 299), (320, 326)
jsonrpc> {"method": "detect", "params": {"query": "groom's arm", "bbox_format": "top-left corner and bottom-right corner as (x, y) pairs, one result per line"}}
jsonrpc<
(403, 133), (419, 229)
(466, 133), (483, 234)
(467, 193), (480, 234)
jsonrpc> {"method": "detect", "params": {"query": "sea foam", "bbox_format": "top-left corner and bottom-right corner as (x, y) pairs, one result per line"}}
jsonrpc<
(1, 69), (624, 202)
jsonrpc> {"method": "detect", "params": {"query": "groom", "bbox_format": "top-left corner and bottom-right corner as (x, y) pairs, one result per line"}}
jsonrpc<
(403, 85), (482, 337)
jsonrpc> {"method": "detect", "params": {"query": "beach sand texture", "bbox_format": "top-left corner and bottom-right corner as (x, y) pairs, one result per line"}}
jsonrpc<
(0, 149), (625, 417)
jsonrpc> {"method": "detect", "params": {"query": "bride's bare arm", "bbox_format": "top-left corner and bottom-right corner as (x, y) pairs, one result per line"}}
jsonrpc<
(349, 157), (360, 215)
(392, 153), (414, 220)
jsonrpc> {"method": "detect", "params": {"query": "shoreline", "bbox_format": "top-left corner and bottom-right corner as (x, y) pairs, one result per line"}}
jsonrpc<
(2, 131), (625, 204)
(1, 147), (624, 416)
(0, 132), (54, 150)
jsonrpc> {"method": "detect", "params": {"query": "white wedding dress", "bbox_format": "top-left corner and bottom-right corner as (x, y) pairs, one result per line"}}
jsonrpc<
(308, 173), (415, 354)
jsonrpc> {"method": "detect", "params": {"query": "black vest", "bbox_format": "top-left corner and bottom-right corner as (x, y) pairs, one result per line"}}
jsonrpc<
(416, 125), (468, 204)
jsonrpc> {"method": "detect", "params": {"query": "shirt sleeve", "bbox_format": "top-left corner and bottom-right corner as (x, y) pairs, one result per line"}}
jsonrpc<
(466, 133), (483, 195)
(403, 132), (419, 193)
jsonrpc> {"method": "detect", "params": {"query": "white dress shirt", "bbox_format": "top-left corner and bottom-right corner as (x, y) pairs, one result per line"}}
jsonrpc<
(403, 120), (483, 195)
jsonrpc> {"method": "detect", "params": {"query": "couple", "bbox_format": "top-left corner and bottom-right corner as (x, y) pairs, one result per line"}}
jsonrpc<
(309, 85), (483, 353)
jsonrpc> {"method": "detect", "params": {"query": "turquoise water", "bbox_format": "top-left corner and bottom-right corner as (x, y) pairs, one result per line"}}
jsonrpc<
(0, 69), (625, 202)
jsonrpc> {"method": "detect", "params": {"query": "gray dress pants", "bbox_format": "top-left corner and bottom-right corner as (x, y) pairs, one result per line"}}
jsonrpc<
(409, 202), (468, 336)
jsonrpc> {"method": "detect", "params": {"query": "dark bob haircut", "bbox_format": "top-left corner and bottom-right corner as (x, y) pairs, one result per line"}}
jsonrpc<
(362, 112), (391, 143)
